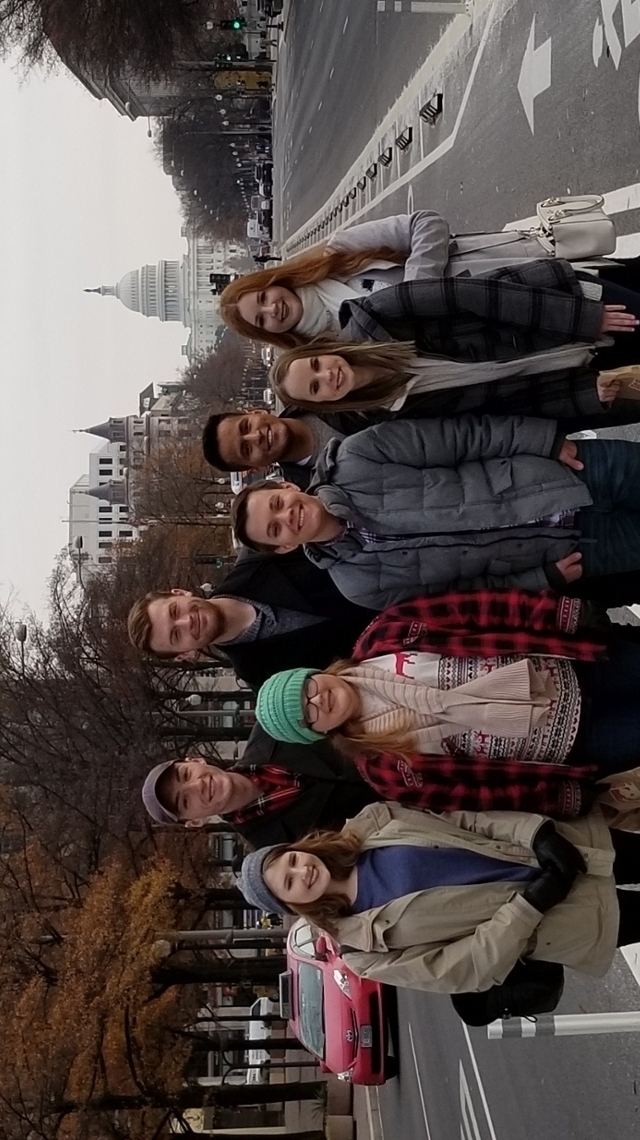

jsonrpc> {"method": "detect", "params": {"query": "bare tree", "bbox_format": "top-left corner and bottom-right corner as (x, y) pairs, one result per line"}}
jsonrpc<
(0, 0), (239, 80)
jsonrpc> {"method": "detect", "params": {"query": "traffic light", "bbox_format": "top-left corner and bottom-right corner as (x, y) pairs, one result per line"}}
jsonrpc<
(220, 17), (246, 30)
(210, 273), (232, 294)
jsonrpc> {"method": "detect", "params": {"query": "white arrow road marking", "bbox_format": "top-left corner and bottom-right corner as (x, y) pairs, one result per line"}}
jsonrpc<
(460, 1061), (483, 1140)
(601, 0), (623, 67)
(622, 0), (640, 46)
(517, 15), (552, 134)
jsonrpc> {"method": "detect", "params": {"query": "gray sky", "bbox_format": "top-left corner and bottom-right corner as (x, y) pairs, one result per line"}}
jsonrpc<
(0, 56), (189, 617)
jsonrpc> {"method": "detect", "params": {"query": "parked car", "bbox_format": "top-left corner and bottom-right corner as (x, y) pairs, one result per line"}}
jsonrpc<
(279, 918), (392, 1085)
(247, 213), (271, 242)
(246, 996), (278, 1083)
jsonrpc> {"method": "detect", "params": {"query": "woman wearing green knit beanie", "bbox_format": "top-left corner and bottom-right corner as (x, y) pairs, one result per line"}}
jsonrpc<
(256, 667), (327, 745)
(256, 662), (369, 747)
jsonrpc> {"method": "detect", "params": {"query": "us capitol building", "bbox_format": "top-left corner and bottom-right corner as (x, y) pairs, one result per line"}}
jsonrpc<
(85, 228), (247, 361)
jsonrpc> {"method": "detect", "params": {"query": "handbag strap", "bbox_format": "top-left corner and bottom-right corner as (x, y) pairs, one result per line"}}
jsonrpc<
(449, 231), (543, 258)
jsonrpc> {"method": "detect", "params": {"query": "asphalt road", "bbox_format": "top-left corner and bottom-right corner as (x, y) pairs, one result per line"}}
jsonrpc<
(274, 0), (640, 251)
(272, 2), (640, 1134)
(380, 956), (640, 1140)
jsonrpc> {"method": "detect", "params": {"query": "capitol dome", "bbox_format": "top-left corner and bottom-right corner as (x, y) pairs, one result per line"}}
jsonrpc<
(85, 259), (183, 323)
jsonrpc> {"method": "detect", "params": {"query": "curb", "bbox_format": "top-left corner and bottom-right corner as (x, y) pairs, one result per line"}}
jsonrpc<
(353, 1085), (385, 1140)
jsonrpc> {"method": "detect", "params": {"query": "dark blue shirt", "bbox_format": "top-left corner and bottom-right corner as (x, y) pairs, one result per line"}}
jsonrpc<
(352, 845), (536, 913)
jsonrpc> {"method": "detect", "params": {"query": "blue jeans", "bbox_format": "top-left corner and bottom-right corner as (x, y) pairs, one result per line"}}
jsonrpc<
(572, 641), (640, 774)
(575, 439), (640, 577)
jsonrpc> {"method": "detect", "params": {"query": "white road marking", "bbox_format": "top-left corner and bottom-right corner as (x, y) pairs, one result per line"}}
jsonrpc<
(408, 1021), (434, 1140)
(460, 1061), (483, 1140)
(343, 15), (349, 32)
(623, 0), (640, 46)
(517, 15), (552, 134)
(461, 1023), (499, 1140)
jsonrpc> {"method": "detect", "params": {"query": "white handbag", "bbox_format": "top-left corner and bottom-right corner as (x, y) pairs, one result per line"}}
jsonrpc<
(534, 195), (617, 260)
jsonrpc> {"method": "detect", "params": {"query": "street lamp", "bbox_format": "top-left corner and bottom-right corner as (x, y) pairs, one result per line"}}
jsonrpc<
(15, 623), (27, 672)
(73, 535), (86, 588)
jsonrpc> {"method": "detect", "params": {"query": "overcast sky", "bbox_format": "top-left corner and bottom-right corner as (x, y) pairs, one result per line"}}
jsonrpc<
(0, 56), (189, 618)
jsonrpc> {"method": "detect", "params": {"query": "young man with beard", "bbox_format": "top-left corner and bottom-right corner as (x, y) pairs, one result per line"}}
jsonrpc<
(127, 548), (376, 692)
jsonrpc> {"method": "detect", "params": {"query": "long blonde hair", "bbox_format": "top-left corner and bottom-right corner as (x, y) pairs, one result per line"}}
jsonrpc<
(270, 337), (417, 412)
(264, 828), (363, 936)
(323, 659), (417, 760)
(219, 243), (403, 349)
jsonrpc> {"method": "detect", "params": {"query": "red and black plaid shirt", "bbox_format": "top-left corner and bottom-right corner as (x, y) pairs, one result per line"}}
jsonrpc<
(353, 589), (606, 663)
(227, 764), (301, 826)
(350, 588), (603, 819)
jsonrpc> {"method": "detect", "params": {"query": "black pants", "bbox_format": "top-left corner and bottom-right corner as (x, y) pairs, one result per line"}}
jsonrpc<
(582, 265), (640, 369)
(566, 571), (640, 608)
(611, 828), (640, 946)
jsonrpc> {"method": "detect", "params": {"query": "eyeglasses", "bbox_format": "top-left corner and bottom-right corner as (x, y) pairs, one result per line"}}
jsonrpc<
(303, 676), (320, 727)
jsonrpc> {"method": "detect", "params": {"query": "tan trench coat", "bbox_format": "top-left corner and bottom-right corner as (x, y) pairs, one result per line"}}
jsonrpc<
(335, 802), (618, 995)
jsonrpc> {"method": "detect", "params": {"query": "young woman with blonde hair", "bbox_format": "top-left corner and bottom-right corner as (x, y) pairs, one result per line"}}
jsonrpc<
(269, 336), (629, 414)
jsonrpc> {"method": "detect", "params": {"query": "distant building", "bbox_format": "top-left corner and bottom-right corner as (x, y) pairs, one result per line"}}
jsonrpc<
(68, 384), (188, 581)
(85, 226), (246, 360)
(63, 63), (188, 120)
(68, 439), (136, 580)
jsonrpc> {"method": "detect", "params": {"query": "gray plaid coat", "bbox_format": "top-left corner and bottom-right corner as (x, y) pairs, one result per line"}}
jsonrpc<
(338, 259), (603, 362)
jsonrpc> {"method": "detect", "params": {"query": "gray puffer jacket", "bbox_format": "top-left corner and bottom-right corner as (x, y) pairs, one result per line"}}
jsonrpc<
(304, 416), (593, 611)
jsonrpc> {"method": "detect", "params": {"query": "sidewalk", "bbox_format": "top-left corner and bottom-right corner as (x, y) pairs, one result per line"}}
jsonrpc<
(352, 1086), (385, 1140)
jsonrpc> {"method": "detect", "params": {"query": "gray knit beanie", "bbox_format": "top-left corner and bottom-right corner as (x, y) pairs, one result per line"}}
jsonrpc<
(238, 846), (292, 916)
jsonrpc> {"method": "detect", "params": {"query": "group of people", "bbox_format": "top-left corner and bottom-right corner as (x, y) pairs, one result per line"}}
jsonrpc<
(130, 208), (640, 1005)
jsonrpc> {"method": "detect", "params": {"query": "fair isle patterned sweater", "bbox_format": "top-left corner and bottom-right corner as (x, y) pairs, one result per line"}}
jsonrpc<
(349, 652), (581, 765)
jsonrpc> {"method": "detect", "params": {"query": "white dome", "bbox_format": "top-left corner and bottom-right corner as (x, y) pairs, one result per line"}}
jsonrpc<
(116, 269), (141, 313)
(88, 260), (183, 322)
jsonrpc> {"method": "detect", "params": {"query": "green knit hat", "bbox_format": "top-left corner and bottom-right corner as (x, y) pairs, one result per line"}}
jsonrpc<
(256, 668), (324, 745)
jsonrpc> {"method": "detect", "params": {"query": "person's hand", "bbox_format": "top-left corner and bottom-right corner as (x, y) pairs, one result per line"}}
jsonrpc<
(600, 304), (640, 334)
(558, 440), (584, 470)
(532, 820), (587, 885)
(523, 868), (575, 915)
(555, 552), (583, 583)
(597, 373), (622, 403)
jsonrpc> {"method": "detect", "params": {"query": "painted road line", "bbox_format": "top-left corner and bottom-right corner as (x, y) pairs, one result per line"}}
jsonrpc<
(461, 1023), (499, 1140)
(459, 1061), (483, 1140)
(282, 0), (496, 253)
(517, 14), (552, 134)
(408, 1020), (435, 1140)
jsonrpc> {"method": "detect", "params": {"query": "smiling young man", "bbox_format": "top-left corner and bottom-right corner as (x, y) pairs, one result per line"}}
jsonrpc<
(230, 414), (640, 612)
(141, 738), (382, 849)
(127, 548), (376, 692)
(202, 408), (345, 490)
